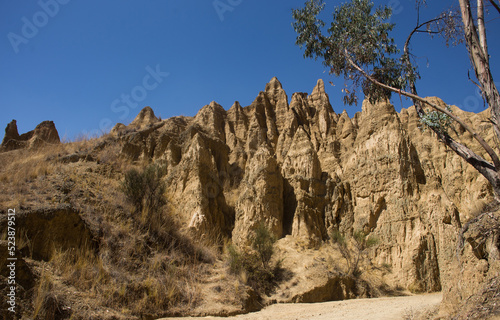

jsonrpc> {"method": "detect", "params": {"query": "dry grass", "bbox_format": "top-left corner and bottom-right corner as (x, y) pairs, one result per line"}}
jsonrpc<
(42, 239), (202, 316)
(0, 149), (56, 183)
(32, 270), (53, 319)
(0, 135), (224, 319)
(0, 147), (59, 209)
(23, 198), (213, 318)
(31, 269), (68, 320)
(51, 246), (109, 292)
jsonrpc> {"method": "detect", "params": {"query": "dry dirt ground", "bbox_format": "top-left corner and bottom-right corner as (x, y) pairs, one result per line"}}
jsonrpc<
(161, 292), (442, 320)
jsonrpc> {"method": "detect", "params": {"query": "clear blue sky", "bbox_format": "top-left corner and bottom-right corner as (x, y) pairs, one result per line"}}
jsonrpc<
(1, 0), (499, 140)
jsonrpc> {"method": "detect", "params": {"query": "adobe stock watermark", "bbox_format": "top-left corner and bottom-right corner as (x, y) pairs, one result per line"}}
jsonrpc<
(386, 0), (404, 22)
(7, 0), (71, 54)
(213, 0), (243, 22)
(6, 209), (17, 314)
(458, 82), (500, 113)
(82, 64), (169, 137)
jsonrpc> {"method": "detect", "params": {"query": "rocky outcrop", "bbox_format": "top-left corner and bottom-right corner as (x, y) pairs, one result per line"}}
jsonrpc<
(1, 119), (60, 151)
(233, 146), (283, 247)
(5, 77), (498, 319)
(112, 77), (496, 302)
(129, 106), (159, 129)
(441, 204), (500, 317)
(2, 120), (20, 143)
(282, 126), (326, 248)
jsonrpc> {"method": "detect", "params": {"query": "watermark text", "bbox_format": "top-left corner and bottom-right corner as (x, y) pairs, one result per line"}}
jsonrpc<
(8, 0), (71, 53)
(213, 0), (243, 22)
(6, 209), (17, 313)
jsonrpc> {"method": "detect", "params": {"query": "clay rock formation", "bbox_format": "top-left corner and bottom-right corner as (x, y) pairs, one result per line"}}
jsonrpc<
(129, 105), (159, 129)
(233, 145), (283, 247)
(282, 126), (326, 248)
(116, 77), (496, 296)
(1, 119), (60, 151)
(111, 106), (160, 138)
(2, 120), (20, 143)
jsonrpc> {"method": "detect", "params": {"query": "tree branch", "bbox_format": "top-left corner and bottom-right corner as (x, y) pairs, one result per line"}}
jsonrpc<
(468, 70), (484, 91)
(404, 16), (448, 51)
(344, 49), (500, 171)
(414, 30), (440, 34)
(402, 15), (449, 76)
(488, 0), (500, 14)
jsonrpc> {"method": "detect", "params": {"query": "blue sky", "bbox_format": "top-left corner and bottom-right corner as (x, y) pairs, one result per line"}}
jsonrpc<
(1, 0), (499, 140)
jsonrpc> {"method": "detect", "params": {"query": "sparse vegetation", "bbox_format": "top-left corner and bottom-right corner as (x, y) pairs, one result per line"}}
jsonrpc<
(227, 242), (243, 274)
(1, 68), (498, 319)
(330, 229), (379, 277)
(0, 136), (225, 319)
(121, 163), (166, 223)
(226, 224), (283, 296)
(252, 223), (276, 270)
(32, 270), (68, 320)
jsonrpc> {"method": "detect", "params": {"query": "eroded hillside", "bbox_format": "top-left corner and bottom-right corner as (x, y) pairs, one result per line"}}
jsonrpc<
(0, 77), (499, 319)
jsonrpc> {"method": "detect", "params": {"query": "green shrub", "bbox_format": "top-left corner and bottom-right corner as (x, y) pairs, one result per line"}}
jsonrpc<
(330, 229), (346, 245)
(226, 224), (283, 295)
(227, 243), (243, 274)
(252, 223), (276, 269)
(365, 234), (379, 248)
(141, 164), (166, 217)
(241, 253), (278, 295)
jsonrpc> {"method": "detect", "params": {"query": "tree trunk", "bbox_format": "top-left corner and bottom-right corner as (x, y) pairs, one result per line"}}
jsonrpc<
(459, 0), (500, 140)
(477, 0), (489, 65)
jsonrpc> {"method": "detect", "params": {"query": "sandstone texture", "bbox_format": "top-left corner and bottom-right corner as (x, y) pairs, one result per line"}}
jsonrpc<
(112, 77), (498, 310)
(2, 77), (498, 318)
(116, 78), (492, 292)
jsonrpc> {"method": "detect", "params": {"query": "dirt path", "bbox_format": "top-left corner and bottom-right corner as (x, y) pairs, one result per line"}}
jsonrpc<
(161, 293), (442, 320)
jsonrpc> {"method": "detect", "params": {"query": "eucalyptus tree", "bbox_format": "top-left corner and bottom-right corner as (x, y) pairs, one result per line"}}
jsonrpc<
(292, 0), (500, 198)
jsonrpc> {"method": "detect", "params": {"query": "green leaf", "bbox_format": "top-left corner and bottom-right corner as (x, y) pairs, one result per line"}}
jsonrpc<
(292, 0), (412, 105)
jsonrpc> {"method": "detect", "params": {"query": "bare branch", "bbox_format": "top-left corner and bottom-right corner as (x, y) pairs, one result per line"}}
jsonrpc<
(468, 70), (483, 91)
(344, 49), (500, 171)
(404, 16), (449, 51)
(487, 0), (500, 14)
(414, 30), (440, 34)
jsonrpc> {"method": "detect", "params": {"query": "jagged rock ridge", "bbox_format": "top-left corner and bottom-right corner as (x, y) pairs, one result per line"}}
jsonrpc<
(1, 119), (60, 151)
(113, 77), (495, 302)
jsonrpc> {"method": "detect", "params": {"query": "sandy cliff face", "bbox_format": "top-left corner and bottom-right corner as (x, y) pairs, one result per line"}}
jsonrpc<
(114, 77), (495, 298)
(2, 77), (498, 319)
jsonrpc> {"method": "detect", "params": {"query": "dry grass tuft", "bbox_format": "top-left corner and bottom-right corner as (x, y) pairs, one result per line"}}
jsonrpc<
(50, 246), (109, 293)
(32, 270), (68, 320)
